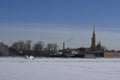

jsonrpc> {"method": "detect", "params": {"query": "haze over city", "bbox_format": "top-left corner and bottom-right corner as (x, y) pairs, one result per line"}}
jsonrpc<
(0, 0), (120, 50)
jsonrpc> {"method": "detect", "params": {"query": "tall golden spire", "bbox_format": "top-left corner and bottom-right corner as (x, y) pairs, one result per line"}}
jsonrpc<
(91, 18), (96, 50)
(93, 18), (95, 35)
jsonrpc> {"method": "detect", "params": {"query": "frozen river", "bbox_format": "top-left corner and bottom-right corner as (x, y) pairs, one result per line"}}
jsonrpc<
(0, 57), (120, 80)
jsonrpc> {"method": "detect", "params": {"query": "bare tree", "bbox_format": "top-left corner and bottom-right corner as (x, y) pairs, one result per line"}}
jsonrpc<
(52, 44), (58, 52)
(46, 43), (52, 52)
(11, 40), (32, 55)
(11, 42), (18, 50)
(46, 43), (58, 52)
(18, 40), (25, 51)
(34, 41), (44, 52)
(0, 42), (9, 56)
(11, 40), (24, 52)
(24, 40), (32, 51)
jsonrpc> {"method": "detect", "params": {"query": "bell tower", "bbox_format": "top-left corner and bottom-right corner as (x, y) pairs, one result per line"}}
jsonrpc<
(91, 19), (96, 50)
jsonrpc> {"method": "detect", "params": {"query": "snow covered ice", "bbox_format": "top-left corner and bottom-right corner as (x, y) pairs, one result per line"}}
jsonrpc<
(0, 58), (120, 80)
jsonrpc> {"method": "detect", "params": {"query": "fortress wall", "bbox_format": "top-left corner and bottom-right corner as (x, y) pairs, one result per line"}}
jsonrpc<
(104, 52), (120, 58)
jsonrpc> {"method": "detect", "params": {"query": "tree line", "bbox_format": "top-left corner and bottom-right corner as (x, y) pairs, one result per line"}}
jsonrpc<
(0, 40), (58, 57)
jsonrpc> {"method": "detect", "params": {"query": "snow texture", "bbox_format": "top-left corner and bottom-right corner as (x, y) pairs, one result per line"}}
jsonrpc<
(0, 57), (120, 80)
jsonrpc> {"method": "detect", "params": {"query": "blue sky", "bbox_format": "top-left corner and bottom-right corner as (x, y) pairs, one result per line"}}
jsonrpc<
(0, 0), (120, 50)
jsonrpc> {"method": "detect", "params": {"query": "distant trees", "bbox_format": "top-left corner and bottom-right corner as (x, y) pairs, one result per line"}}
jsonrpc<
(0, 39), (108, 57)
(11, 40), (32, 50)
(0, 42), (10, 56)
(11, 40), (25, 53)
(24, 40), (32, 51)
(0, 40), (58, 57)
(45, 43), (58, 52)
(33, 41), (44, 55)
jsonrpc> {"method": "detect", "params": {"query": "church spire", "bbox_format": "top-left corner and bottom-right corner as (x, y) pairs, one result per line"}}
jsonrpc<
(93, 18), (95, 35)
(91, 18), (96, 50)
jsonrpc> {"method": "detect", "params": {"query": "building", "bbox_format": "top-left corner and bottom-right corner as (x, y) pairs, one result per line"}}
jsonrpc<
(90, 19), (103, 51)
(60, 19), (104, 58)
(90, 19), (96, 50)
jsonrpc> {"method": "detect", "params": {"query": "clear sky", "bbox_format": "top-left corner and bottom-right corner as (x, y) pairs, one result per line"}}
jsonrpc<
(0, 0), (120, 50)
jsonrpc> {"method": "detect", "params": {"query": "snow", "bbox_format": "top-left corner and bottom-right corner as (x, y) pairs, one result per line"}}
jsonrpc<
(0, 58), (120, 80)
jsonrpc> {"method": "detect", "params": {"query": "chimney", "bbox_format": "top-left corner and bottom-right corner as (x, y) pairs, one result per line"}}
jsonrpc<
(63, 42), (65, 50)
